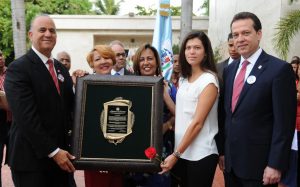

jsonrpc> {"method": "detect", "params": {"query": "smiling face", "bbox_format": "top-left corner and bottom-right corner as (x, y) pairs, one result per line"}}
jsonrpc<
(184, 38), (205, 68)
(231, 18), (262, 59)
(111, 44), (126, 71)
(29, 16), (56, 57)
(139, 48), (158, 76)
(92, 51), (114, 75)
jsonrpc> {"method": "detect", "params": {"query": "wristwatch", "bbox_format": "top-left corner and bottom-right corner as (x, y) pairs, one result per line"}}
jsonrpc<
(173, 150), (182, 159)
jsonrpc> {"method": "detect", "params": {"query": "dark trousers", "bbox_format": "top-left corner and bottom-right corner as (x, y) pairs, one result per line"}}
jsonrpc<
(225, 169), (278, 187)
(11, 169), (71, 187)
(0, 142), (5, 187)
(172, 154), (218, 187)
(298, 131), (300, 187)
(0, 121), (10, 187)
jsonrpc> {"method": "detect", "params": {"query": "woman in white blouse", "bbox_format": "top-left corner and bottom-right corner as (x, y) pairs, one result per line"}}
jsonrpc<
(160, 31), (219, 187)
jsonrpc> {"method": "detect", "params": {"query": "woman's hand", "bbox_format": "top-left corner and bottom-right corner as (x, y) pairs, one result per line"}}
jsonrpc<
(163, 80), (170, 98)
(218, 155), (225, 171)
(71, 69), (89, 85)
(159, 154), (178, 174)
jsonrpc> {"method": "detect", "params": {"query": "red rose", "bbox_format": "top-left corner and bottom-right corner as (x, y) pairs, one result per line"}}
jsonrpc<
(144, 146), (180, 181)
(144, 147), (157, 159)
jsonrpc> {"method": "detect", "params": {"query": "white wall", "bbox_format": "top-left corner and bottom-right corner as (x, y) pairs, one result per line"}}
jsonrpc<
(51, 15), (208, 73)
(209, 0), (300, 62)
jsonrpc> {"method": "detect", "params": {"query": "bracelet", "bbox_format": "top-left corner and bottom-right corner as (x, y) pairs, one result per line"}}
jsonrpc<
(172, 150), (182, 159)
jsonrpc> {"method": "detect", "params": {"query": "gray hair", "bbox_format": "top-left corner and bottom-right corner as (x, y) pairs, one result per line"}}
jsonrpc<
(109, 40), (124, 48)
(29, 14), (52, 32)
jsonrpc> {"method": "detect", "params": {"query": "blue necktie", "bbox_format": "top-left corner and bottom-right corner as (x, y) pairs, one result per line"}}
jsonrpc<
(115, 72), (120, 76)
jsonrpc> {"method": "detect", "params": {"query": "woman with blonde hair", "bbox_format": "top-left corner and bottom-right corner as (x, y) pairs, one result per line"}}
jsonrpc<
(74, 45), (123, 187)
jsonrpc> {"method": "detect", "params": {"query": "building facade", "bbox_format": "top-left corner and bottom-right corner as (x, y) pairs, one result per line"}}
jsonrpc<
(209, 0), (300, 62)
(51, 15), (208, 73)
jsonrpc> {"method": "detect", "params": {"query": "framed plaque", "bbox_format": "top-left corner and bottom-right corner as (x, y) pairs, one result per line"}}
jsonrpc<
(71, 75), (164, 172)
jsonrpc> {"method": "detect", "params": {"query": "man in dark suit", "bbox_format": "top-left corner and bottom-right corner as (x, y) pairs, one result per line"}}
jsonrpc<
(217, 33), (240, 178)
(216, 33), (240, 79)
(110, 40), (133, 75)
(4, 15), (75, 187)
(57, 51), (71, 71)
(219, 12), (296, 187)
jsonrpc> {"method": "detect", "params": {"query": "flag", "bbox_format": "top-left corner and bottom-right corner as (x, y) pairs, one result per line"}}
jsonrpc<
(152, 0), (173, 81)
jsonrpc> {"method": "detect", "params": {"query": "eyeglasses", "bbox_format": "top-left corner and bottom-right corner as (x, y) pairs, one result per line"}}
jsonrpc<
(116, 52), (126, 58)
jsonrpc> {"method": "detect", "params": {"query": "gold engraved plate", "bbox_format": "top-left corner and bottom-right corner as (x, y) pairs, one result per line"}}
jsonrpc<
(100, 97), (135, 145)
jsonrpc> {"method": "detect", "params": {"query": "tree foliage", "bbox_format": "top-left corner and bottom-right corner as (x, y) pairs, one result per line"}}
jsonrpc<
(273, 10), (300, 60)
(289, 0), (298, 4)
(172, 44), (179, 54)
(135, 5), (156, 16)
(0, 0), (13, 61)
(135, 6), (181, 16)
(0, 0), (92, 63)
(171, 6), (181, 16)
(94, 0), (123, 15)
(201, 0), (209, 16)
(26, 0), (92, 15)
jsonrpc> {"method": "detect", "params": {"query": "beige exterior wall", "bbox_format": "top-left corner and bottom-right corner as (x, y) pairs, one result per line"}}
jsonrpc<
(209, 0), (300, 62)
(51, 15), (208, 73)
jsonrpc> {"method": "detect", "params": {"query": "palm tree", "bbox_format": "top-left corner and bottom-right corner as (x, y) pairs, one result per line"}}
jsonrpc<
(273, 0), (300, 60)
(94, 0), (123, 15)
(10, 0), (26, 58)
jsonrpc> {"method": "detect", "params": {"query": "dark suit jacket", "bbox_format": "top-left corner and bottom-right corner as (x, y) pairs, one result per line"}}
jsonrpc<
(216, 58), (229, 80)
(221, 50), (296, 180)
(215, 59), (230, 154)
(4, 49), (74, 171)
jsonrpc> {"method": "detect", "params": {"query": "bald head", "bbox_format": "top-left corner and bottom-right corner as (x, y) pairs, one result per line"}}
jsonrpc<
(29, 15), (57, 57)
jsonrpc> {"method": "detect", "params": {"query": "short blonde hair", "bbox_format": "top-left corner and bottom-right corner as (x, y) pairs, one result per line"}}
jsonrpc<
(86, 45), (116, 68)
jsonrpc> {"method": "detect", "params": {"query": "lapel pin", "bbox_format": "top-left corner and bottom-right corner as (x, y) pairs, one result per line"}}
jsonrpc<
(58, 74), (64, 82)
(258, 65), (262, 69)
(247, 75), (256, 84)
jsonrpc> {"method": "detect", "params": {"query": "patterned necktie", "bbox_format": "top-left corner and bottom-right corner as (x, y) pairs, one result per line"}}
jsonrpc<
(47, 59), (60, 94)
(231, 60), (250, 111)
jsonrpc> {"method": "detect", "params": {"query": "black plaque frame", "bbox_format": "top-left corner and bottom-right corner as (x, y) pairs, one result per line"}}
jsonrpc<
(71, 75), (163, 172)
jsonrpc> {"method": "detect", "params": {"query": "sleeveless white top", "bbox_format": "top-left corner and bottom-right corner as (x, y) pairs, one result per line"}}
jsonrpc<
(175, 72), (219, 161)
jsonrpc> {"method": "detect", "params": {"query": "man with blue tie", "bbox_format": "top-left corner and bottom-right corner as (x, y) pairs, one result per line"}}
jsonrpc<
(109, 40), (133, 76)
(219, 12), (296, 187)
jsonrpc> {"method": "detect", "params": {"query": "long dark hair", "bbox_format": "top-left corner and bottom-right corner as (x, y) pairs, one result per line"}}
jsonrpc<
(291, 59), (300, 81)
(179, 31), (216, 78)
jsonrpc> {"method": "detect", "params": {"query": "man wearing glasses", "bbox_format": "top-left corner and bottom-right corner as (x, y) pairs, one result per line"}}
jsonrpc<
(109, 40), (133, 75)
